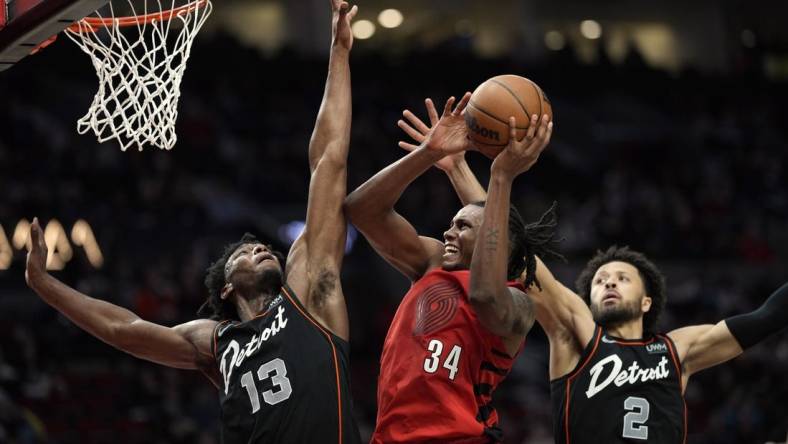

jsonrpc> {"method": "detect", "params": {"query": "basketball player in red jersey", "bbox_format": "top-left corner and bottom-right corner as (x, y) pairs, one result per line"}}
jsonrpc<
(24, 2), (363, 443)
(401, 101), (788, 443)
(344, 94), (556, 443)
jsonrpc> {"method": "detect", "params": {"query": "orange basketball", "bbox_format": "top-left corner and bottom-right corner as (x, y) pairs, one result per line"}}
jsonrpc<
(464, 74), (553, 158)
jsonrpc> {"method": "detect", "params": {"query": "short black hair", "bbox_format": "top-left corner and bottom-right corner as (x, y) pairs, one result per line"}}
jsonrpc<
(199, 233), (286, 321)
(470, 201), (563, 287)
(575, 245), (666, 334)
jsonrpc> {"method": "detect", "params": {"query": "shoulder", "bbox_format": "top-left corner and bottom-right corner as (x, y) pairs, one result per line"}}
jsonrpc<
(173, 318), (220, 337)
(508, 287), (535, 334)
(168, 319), (223, 373)
(666, 324), (714, 347)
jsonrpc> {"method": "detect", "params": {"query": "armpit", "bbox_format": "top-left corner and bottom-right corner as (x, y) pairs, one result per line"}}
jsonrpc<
(309, 268), (339, 308)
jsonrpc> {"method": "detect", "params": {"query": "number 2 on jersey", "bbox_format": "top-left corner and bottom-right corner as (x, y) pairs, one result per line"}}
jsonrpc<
(240, 358), (293, 413)
(423, 339), (462, 380)
(622, 396), (650, 440)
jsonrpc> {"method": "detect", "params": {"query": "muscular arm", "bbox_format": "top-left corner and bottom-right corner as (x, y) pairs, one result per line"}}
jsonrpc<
(669, 281), (788, 386)
(469, 171), (534, 343)
(530, 257), (596, 347)
(344, 95), (471, 281)
(27, 273), (215, 373)
(24, 219), (216, 374)
(469, 117), (556, 354)
(667, 323), (739, 388)
(343, 145), (446, 280)
(285, 1), (357, 341)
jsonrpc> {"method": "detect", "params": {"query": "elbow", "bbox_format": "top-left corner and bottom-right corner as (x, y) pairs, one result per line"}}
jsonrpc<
(469, 291), (518, 335)
(311, 148), (347, 175)
(469, 289), (496, 307)
(469, 289), (506, 321)
(107, 319), (142, 353)
(107, 321), (130, 348)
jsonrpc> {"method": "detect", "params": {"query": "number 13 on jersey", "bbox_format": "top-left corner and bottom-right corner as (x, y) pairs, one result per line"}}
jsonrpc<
(423, 339), (462, 380)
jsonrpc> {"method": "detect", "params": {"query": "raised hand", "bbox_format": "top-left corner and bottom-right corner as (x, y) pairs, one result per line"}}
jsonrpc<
(331, 0), (358, 50)
(397, 98), (467, 172)
(491, 114), (553, 179)
(419, 92), (474, 157)
(25, 217), (48, 287)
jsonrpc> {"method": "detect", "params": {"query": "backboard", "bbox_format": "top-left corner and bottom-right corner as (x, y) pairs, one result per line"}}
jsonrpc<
(0, 0), (108, 71)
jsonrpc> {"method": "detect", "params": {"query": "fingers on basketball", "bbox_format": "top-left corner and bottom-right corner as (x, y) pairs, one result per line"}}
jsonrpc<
(525, 114), (539, 139)
(508, 117), (518, 147)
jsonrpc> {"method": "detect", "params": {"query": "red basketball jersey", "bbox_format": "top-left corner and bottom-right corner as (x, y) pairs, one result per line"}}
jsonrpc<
(371, 268), (526, 444)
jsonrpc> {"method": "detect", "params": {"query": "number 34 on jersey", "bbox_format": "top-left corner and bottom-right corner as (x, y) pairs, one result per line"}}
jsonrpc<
(423, 339), (462, 380)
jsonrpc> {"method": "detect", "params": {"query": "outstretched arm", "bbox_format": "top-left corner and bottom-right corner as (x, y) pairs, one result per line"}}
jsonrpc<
(669, 282), (788, 385)
(469, 115), (551, 349)
(344, 94), (471, 281)
(285, 0), (358, 341)
(529, 256), (596, 346)
(25, 219), (216, 377)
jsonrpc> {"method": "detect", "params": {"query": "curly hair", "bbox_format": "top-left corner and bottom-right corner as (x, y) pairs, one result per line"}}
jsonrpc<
(199, 233), (286, 321)
(574, 245), (667, 334)
(470, 201), (564, 287)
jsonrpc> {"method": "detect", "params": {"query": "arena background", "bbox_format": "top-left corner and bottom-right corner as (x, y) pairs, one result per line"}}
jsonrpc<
(1, 0), (788, 442)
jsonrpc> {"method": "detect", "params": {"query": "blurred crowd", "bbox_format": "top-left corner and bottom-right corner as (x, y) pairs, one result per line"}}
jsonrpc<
(1, 29), (787, 443)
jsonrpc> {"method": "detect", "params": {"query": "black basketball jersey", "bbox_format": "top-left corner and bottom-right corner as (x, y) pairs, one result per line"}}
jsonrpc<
(213, 285), (361, 444)
(551, 326), (686, 444)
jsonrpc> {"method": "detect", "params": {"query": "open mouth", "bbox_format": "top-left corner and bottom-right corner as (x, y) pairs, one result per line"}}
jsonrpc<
(444, 244), (459, 257)
(602, 291), (620, 303)
(255, 254), (275, 264)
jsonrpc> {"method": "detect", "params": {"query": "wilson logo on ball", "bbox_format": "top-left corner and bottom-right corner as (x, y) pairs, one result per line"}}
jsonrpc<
(465, 116), (500, 141)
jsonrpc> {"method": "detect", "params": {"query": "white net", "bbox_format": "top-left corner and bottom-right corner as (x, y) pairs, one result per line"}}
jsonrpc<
(65, 0), (212, 151)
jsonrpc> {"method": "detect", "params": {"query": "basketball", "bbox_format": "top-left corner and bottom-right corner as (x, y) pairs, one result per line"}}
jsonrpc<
(464, 74), (553, 158)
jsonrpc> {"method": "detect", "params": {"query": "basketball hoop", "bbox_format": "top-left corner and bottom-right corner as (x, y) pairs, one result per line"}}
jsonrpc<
(65, 0), (212, 151)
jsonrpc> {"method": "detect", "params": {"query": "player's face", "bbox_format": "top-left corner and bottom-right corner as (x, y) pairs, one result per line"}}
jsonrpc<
(442, 205), (484, 272)
(225, 243), (283, 285)
(589, 261), (652, 328)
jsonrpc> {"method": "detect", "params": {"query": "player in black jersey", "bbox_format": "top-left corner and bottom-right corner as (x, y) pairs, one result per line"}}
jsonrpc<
(23, 1), (362, 443)
(398, 105), (788, 443)
(531, 249), (787, 444)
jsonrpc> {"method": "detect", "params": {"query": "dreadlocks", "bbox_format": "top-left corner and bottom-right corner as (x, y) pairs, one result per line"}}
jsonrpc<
(470, 201), (563, 287)
(199, 233), (286, 321)
(519, 201), (565, 290)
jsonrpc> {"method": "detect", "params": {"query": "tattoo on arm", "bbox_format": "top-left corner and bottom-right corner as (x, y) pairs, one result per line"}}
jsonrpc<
(512, 292), (535, 335)
(484, 228), (499, 260)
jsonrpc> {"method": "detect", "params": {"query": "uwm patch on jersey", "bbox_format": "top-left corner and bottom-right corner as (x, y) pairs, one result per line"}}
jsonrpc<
(373, 269), (525, 444)
(213, 285), (360, 444)
(551, 326), (687, 444)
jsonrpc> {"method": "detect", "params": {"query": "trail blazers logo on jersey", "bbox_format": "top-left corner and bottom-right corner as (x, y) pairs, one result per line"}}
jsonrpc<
(219, 305), (289, 393)
(413, 281), (460, 336)
(585, 354), (670, 399)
